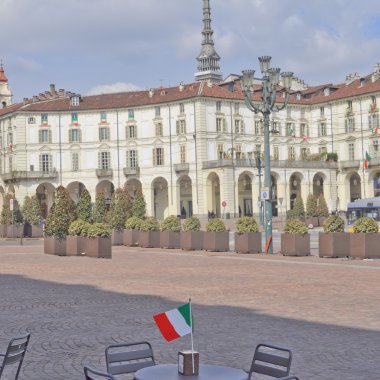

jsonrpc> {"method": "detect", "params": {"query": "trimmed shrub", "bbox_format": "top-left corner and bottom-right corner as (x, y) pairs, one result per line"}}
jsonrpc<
(284, 219), (308, 235)
(93, 191), (106, 223)
(22, 195), (42, 225)
(76, 189), (92, 223)
(125, 216), (143, 230)
(68, 219), (91, 236)
(306, 194), (318, 217)
(132, 190), (146, 218)
(109, 188), (132, 230)
(86, 223), (111, 238)
(183, 217), (201, 232)
(140, 217), (160, 232)
(323, 215), (345, 233)
(1, 194), (23, 225)
(160, 215), (181, 232)
(44, 186), (72, 240)
(293, 194), (305, 219)
(206, 218), (226, 232)
(353, 217), (378, 234)
(317, 195), (329, 217)
(236, 217), (259, 233)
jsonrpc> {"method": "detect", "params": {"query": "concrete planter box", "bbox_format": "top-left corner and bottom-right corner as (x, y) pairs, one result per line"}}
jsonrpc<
(203, 231), (229, 252)
(319, 232), (350, 258)
(7, 225), (24, 238)
(24, 224), (43, 238)
(139, 231), (160, 248)
(86, 236), (112, 258)
(281, 233), (310, 256)
(305, 217), (318, 228)
(318, 217), (327, 227)
(180, 231), (204, 251)
(44, 236), (66, 256)
(123, 229), (140, 247)
(350, 233), (380, 259)
(160, 231), (180, 249)
(235, 232), (262, 254)
(0, 225), (6, 237)
(111, 229), (124, 246)
(66, 236), (86, 256)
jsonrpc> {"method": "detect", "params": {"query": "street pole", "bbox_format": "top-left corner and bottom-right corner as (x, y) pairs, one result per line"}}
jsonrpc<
(240, 57), (293, 254)
(255, 152), (263, 226)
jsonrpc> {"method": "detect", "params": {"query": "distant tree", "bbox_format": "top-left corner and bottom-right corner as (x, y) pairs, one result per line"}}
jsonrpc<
(306, 194), (318, 217)
(131, 190), (146, 218)
(317, 194), (329, 217)
(76, 189), (92, 223)
(22, 195), (42, 225)
(1, 194), (23, 225)
(93, 191), (106, 223)
(109, 188), (132, 230)
(293, 194), (305, 219)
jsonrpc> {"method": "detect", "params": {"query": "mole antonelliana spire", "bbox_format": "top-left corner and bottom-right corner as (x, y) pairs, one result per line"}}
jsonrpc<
(194, 0), (223, 83)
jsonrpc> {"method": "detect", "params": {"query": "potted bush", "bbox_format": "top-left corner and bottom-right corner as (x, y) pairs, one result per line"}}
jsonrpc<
(76, 189), (93, 223)
(180, 216), (203, 251)
(292, 194), (305, 221)
(281, 219), (310, 256)
(350, 217), (380, 259)
(160, 215), (181, 249)
(203, 218), (229, 252)
(139, 217), (160, 248)
(317, 194), (329, 226)
(109, 188), (132, 246)
(305, 194), (318, 227)
(93, 191), (107, 223)
(22, 195), (43, 238)
(67, 219), (90, 256)
(1, 194), (24, 238)
(235, 217), (261, 254)
(319, 215), (348, 258)
(85, 222), (112, 258)
(131, 190), (147, 218)
(44, 186), (73, 255)
(124, 216), (143, 247)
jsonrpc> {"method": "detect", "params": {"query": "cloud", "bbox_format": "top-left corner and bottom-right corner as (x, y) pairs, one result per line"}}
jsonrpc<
(86, 82), (141, 95)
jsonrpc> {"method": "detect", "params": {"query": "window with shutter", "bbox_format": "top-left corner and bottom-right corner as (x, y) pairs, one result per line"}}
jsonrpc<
(180, 145), (186, 163)
(176, 120), (180, 135)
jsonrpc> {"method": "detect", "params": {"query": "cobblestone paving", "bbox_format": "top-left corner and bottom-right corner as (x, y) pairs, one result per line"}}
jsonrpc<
(0, 243), (380, 379)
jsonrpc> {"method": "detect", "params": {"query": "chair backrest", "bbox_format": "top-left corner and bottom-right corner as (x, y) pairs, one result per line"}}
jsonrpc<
(248, 343), (292, 379)
(105, 341), (155, 376)
(84, 366), (116, 380)
(0, 334), (31, 380)
(278, 377), (299, 380)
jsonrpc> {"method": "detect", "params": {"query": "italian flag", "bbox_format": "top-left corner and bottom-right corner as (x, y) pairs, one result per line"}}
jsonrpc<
(364, 151), (372, 169)
(153, 303), (192, 342)
(289, 128), (295, 138)
(372, 126), (378, 134)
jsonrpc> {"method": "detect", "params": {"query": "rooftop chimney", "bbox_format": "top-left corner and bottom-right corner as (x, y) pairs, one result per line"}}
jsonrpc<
(50, 84), (56, 94)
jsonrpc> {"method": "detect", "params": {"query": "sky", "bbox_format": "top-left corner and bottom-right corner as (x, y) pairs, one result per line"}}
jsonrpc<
(1, 0), (380, 102)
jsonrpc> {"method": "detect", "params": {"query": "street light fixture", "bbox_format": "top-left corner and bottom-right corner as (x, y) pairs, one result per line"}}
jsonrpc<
(241, 57), (293, 253)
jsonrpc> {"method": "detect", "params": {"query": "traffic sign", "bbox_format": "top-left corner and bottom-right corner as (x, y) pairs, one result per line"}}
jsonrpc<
(10, 198), (14, 211)
(221, 201), (227, 208)
(261, 187), (270, 200)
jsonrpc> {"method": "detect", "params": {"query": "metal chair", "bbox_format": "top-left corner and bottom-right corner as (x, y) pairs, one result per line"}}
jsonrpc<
(278, 377), (299, 380)
(0, 334), (31, 380)
(105, 341), (155, 376)
(248, 343), (292, 379)
(84, 366), (116, 380)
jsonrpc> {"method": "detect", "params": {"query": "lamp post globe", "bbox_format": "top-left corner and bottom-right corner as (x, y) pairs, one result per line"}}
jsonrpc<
(240, 58), (293, 253)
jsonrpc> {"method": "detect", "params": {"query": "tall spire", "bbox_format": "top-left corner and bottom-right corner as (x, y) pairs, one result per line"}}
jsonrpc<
(0, 61), (12, 107)
(0, 60), (8, 82)
(195, 0), (223, 83)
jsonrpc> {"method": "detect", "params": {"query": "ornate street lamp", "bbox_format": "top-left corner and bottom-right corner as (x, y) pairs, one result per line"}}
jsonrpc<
(241, 57), (293, 253)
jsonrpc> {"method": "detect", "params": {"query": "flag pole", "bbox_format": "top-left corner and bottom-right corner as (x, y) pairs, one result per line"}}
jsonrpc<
(189, 298), (195, 374)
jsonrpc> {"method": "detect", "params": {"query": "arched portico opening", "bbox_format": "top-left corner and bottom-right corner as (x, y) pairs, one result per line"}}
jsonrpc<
(289, 174), (302, 209)
(313, 173), (325, 198)
(238, 172), (253, 217)
(206, 172), (220, 217)
(124, 178), (142, 200)
(372, 171), (380, 197)
(152, 177), (169, 220)
(67, 181), (86, 204)
(349, 172), (361, 202)
(177, 175), (193, 218)
(96, 180), (115, 210)
(36, 183), (56, 218)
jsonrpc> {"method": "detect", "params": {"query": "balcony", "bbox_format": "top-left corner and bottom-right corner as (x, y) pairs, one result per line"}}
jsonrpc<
(173, 163), (190, 173)
(369, 157), (380, 167)
(123, 166), (140, 176)
(1, 170), (58, 183)
(96, 168), (113, 178)
(202, 159), (337, 170)
(340, 160), (360, 169)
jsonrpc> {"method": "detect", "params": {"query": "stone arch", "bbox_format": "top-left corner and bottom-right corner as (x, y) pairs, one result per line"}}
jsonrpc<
(177, 175), (193, 218)
(237, 171), (254, 217)
(66, 181), (86, 204)
(124, 178), (142, 199)
(369, 170), (380, 197)
(152, 177), (169, 220)
(36, 183), (56, 218)
(288, 172), (304, 209)
(206, 172), (220, 217)
(313, 172), (326, 198)
(95, 180), (115, 209)
(346, 172), (361, 202)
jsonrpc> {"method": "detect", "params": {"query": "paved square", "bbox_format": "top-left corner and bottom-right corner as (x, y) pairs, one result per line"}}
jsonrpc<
(1, 242), (380, 379)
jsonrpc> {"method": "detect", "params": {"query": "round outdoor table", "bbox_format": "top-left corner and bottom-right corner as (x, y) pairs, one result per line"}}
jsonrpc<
(134, 364), (248, 380)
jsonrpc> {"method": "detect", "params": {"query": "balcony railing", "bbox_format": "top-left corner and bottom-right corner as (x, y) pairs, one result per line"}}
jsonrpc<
(340, 160), (360, 169)
(123, 166), (140, 176)
(1, 170), (58, 182)
(202, 159), (338, 170)
(369, 157), (380, 167)
(173, 163), (190, 172)
(96, 168), (113, 177)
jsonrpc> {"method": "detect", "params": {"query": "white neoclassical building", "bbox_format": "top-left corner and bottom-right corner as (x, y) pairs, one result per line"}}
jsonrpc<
(0, 0), (380, 220)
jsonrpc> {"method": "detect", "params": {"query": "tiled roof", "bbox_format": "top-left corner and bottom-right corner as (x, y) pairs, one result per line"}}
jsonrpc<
(1, 72), (380, 118)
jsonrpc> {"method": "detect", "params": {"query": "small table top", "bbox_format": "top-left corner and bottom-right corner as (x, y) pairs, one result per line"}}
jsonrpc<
(134, 364), (248, 380)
